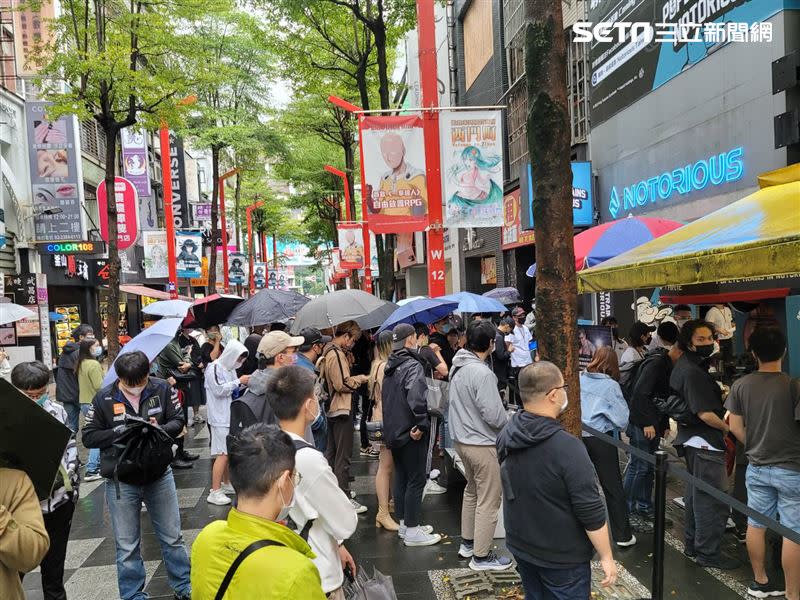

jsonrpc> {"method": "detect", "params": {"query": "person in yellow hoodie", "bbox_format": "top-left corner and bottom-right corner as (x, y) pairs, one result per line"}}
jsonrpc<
(0, 468), (50, 600)
(191, 423), (326, 600)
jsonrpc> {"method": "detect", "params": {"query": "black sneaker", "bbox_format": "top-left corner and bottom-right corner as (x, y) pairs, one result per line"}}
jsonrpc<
(180, 450), (199, 461)
(683, 546), (697, 560)
(171, 458), (193, 470)
(747, 580), (785, 598)
(696, 555), (742, 570)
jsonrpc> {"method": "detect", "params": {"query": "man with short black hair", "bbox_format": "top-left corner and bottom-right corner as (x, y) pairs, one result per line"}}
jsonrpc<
(673, 305), (693, 330)
(450, 320), (511, 571)
(507, 307), (533, 405)
(191, 423), (326, 599)
(268, 366), (358, 600)
(493, 317), (514, 399)
(727, 327), (800, 600)
(428, 316), (456, 369)
(296, 328), (332, 451)
(56, 323), (94, 433)
(83, 350), (191, 600)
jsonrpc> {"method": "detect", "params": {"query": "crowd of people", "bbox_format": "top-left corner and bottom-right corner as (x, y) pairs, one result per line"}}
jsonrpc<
(0, 298), (798, 600)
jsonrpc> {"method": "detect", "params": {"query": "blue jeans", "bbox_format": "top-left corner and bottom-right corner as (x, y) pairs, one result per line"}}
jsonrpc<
(80, 404), (101, 474)
(64, 402), (81, 434)
(623, 423), (659, 515)
(105, 469), (191, 600)
(311, 409), (327, 452)
(514, 556), (591, 600)
(746, 464), (800, 532)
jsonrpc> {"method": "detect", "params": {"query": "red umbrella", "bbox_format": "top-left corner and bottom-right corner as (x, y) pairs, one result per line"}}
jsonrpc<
(182, 293), (244, 328)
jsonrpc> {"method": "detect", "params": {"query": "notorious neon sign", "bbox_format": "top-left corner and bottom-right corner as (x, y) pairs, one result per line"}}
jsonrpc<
(607, 147), (743, 218)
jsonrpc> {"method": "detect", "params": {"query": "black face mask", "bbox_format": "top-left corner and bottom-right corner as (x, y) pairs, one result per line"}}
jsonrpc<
(694, 344), (715, 358)
(610, 327), (619, 338)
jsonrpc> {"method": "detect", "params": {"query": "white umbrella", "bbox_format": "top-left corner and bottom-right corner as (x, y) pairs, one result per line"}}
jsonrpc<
(396, 295), (426, 306)
(142, 299), (192, 318)
(0, 302), (36, 326)
(103, 317), (184, 387)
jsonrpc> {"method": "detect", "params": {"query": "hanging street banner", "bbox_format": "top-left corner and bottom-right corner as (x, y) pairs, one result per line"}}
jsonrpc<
(190, 256), (209, 287)
(501, 189), (535, 250)
(253, 262), (267, 289)
(25, 101), (85, 242)
(268, 269), (289, 290)
(143, 231), (168, 278)
(168, 132), (190, 229)
(441, 110), (504, 228)
(120, 128), (151, 199)
(361, 115), (428, 234)
(98, 176), (139, 250)
(337, 222), (365, 270)
(175, 230), (202, 279)
(331, 247), (349, 279)
(369, 231), (379, 275)
(267, 240), (316, 266)
(228, 251), (248, 285)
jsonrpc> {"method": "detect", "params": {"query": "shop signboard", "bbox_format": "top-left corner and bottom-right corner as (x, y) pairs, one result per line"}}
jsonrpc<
(522, 161), (594, 230)
(441, 110), (504, 228)
(25, 101), (85, 241)
(501, 189), (535, 250)
(337, 222), (365, 270)
(168, 132), (190, 229)
(361, 116), (428, 234)
(38, 241), (104, 255)
(175, 230), (202, 279)
(98, 176), (139, 250)
(194, 203), (211, 221)
(143, 231), (169, 279)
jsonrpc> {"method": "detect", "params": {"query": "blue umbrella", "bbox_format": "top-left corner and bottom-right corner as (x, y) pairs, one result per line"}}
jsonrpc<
(440, 292), (507, 314)
(102, 317), (183, 387)
(49, 312), (67, 322)
(482, 287), (522, 305)
(376, 298), (459, 333)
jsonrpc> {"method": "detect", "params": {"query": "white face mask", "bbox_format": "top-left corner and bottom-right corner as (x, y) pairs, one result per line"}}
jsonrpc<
(559, 395), (569, 415)
(121, 383), (146, 399)
(306, 398), (321, 423)
(235, 358), (246, 369)
(277, 479), (295, 521)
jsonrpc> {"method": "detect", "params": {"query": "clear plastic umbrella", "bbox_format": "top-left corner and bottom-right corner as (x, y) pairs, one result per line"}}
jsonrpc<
(0, 301), (36, 326)
(142, 299), (192, 318)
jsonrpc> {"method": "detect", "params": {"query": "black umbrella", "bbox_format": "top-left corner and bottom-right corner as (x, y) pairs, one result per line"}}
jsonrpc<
(226, 288), (310, 327)
(482, 287), (522, 305)
(290, 290), (391, 333)
(0, 379), (72, 500)
(357, 301), (399, 330)
(182, 293), (245, 328)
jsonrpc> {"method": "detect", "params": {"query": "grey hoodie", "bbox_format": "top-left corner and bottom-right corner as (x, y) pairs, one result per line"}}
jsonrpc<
(449, 349), (508, 446)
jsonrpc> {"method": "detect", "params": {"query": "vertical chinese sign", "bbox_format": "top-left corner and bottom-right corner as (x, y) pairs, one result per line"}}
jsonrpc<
(337, 222), (365, 270)
(121, 127), (157, 231)
(98, 176), (139, 250)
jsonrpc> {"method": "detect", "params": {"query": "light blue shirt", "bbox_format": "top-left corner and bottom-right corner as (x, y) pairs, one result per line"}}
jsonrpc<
(295, 353), (316, 372)
(579, 371), (629, 436)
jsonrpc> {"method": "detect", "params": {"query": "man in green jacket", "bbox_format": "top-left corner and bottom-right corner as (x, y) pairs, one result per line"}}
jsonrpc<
(191, 423), (326, 599)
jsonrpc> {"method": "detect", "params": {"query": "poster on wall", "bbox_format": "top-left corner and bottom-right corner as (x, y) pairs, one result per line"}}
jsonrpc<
(501, 190), (535, 250)
(98, 176), (139, 250)
(175, 230), (202, 279)
(120, 128), (152, 199)
(143, 231), (169, 278)
(394, 232), (417, 270)
(25, 101), (85, 241)
(228, 252), (248, 285)
(441, 110), (503, 228)
(480, 256), (497, 285)
(337, 222), (365, 270)
(361, 116), (428, 234)
(577, 325), (613, 371)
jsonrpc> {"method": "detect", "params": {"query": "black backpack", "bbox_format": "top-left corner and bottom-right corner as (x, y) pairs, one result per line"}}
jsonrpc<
(106, 415), (175, 497)
(621, 351), (668, 404)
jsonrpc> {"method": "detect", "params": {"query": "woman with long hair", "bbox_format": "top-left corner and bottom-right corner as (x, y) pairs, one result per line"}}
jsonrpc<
(369, 330), (399, 531)
(580, 345), (636, 547)
(75, 337), (104, 480)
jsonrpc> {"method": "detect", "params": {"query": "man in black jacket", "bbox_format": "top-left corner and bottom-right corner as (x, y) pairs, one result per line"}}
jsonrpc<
(382, 323), (442, 547)
(82, 351), (191, 600)
(428, 316), (456, 369)
(497, 361), (617, 598)
(55, 323), (93, 432)
(670, 319), (739, 570)
(492, 317), (514, 401)
(623, 321), (678, 523)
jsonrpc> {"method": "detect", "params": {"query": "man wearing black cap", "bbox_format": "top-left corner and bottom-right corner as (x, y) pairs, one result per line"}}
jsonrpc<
(382, 323), (442, 547)
(296, 328), (332, 451)
(507, 307), (533, 406)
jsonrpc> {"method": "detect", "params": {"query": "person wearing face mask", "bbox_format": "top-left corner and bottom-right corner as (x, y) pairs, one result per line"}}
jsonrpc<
(670, 319), (740, 570)
(199, 325), (224, 367)
(11, 361), (79, 600)
(429, 315), (456, 369)
(190, 424), (326, 600)
(506, 306), (533, 406)
(497, 361), (617, 597)
(601, 316), (628, 361)
(55, 323), (94, 433)
(82, 351), (192, 600)
(204, 340), (250, 506)
(673, 305), (693, 331)
(268, 366), (359, 600)
(75, 338), (105, 481)
(296, 328), (333, 452)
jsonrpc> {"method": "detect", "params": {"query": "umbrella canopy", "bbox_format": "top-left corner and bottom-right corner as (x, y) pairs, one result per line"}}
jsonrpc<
(226, 289), (310, 327)
(142, 299), (192, 318)
(49, 312), (67, 322)
(440, 292), (507, 314)
(396, 295), (426, 306)
(356, 301), (400, 331)
(290, 290), (389, 333)
(0, 379), (72, 500)
(183, 294), (244, 328)
(482, 287), (522, 305)
(103, 317), (183, 387)
(376, 298), (459, 333)
(0, 301), (36, 326)
(526, 216), (683, 277)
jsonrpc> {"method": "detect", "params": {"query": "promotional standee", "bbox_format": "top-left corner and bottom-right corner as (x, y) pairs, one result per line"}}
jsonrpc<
(97, 176), (139, 250)
(143, 231), (169, 279)
(175, 230), (203, 279)
(337, 222), (365, 270)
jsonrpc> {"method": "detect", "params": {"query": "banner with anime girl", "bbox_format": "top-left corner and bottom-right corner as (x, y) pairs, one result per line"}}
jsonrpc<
(440, 110), (504, 228)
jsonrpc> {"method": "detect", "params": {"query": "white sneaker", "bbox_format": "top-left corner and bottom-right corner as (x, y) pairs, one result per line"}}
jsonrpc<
(398, 522), (434, 539)
(617, 535), (637, 548)
(220, 482), (235, 496)
(193, 414), (206, 424)
(403, 526), (442, 546)
(423, 479), (447, 497)
(351, 499), (368, 514)
(207, 489), (231, 506)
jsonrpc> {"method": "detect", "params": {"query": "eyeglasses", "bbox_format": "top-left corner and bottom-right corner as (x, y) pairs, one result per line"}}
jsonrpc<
(547, 384), (569, 395)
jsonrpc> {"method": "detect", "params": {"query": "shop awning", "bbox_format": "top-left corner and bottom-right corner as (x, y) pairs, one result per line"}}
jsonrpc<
(659, 288), (791, 305)
(577, 169), (800, 294)
(120, 284), (192, 301)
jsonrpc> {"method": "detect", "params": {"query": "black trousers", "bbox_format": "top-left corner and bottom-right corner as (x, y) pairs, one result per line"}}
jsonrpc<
(583, 436), (632, 543)
(41, 501), (75, 600)
(325, 415), (354, 492)
(391, 435), (428, 528)
(683, 446), (728, 561)
(359, 390), (371, 450)
(508, 367), (522, 406)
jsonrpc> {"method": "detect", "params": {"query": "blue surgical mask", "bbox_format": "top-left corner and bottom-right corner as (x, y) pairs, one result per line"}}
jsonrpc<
(441, 324), (453, 334)
(35, 393), (49, 407)
(92, 346), (103, 358)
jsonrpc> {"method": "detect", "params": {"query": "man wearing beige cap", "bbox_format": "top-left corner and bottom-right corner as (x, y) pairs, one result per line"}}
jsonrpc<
(229, 330), (306, 439)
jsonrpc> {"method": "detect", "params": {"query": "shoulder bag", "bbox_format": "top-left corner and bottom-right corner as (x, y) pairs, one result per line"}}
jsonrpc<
(214, 539), (286, 600)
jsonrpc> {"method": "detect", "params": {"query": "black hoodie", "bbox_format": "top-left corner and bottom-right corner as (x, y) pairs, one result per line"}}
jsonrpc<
(382, 348), (429, 449)
(496, 411), (606, 567)
(55, 341), (80, 405)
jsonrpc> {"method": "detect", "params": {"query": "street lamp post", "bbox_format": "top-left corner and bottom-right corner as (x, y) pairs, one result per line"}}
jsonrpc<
(219, 168), (239, 293)
(246, 201), (264, 294)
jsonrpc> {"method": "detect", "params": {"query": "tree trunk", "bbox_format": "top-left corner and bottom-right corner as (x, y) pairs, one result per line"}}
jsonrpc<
(233, 171), (242, 250)
(375, 234), (395, 300)
(343, 124), (356, 220)
(208, 145), (220, 295)
(524, 1), (580, 435)
(103, 127), (121, 361)
(373, 24), (391, 111)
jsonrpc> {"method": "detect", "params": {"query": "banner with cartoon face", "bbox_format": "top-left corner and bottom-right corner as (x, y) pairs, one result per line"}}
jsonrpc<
(175, 230), (202, 279)
(228, 252), (248, 285)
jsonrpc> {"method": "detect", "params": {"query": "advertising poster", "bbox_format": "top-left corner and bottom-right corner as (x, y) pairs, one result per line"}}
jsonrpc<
(228, 252), (247, 285)
(120, 128), (151, 198)
(501, 189), (535, 250)
(268, 269), (289, 290)
(143, 231), (168, 278)
(97, 176), (139, 250)
(361, 115), (428, 234)
(168, 132), (190, 229)
(337, 222), (365, 270)
(25, 102), (85, 241)
(175, 230), (202, 279)
(441, 110), (504, 228)
(190, 256), (209, 287)
(253, 262), (267, 289)
(523, 161), (594, 230)
(267, 240), (316, 266)
(480, 257), (497, 285)
(577, 325), (614, 371)
(394, 232), (418, 270)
